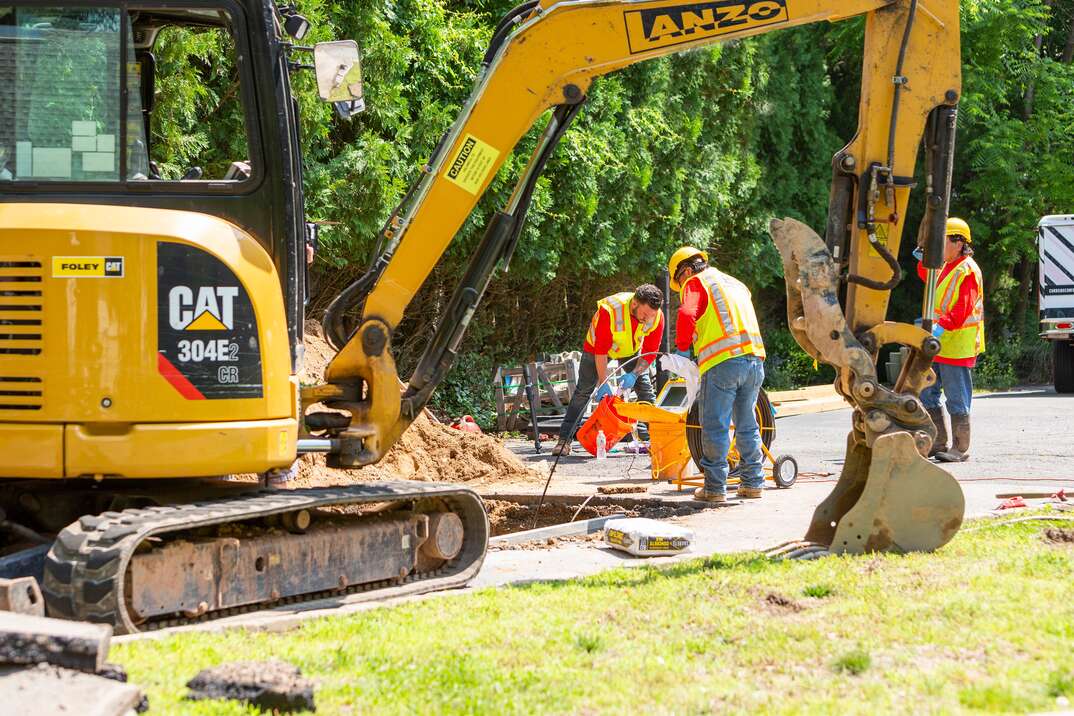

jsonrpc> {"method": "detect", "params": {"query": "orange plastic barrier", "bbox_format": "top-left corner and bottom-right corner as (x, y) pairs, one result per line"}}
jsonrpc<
(577, 395), (636, 456)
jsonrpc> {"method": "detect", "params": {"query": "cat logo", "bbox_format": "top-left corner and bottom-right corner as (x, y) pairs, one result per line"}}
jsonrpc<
(624, 0), (788, 54)
(168, 286), (239, 331)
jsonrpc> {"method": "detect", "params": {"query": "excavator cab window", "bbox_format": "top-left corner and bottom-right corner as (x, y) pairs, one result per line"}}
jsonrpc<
(143, 13), (252, 181)
(0, 5), (148, 181)
(0, 3), (256, 186)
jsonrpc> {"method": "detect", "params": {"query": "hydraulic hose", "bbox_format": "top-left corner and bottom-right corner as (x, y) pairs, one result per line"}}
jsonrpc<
(846, 236), (903, 291)
(886, 0), (918, 174)
(483, 0), (540, 66)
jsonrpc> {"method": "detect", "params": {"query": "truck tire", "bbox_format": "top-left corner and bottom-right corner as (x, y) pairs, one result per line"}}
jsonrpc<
(1055, 340), (1074, 394)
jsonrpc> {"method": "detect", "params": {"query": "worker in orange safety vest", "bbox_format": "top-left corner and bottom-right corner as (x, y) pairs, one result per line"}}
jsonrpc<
(669, 246), (766, 502)
(552, 285), (664, 456)
(915, 217), (985, 462)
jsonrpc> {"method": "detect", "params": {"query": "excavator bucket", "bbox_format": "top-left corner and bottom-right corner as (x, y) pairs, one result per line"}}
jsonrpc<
(770, 217), (965, 555)
(805, 432), (964, 553)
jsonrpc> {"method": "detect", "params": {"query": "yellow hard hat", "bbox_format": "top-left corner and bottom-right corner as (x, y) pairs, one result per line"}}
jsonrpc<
(946, 217), (972, 244)
(668, 246), (708, 291)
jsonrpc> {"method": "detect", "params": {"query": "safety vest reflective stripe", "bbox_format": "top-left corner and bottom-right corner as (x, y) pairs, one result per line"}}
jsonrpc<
(607, 295), (627, 333)
(699, 273), (735, 334)
(685, 268), (765, 374)
(937, 278), (960, 315)
(932, 257), (986, 360)
(586, 292), (658, 359)
(696, 335), (756, 364)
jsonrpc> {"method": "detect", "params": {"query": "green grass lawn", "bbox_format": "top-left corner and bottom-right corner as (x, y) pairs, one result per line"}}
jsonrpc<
(113, 514), (1074, 715)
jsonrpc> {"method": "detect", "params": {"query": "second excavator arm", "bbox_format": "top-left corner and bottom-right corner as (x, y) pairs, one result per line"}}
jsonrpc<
(309, 0), (965, 552)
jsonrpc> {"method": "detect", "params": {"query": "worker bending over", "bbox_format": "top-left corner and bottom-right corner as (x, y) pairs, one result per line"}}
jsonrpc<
(670, 247), (766, 502)
(553, 285), (664, 456)
(916, 217), (985, 462)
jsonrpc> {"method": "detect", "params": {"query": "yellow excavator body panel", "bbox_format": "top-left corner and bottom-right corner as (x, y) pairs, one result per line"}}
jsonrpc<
(0, 203), (298, 478)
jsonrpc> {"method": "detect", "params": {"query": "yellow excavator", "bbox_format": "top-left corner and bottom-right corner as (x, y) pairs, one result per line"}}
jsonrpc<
(0, 0), (964, 632)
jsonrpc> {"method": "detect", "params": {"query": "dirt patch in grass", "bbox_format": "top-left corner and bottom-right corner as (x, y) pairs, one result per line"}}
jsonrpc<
(1044, 528), (1074, 544)
(763, 591), (803, 613)
(185, 659), (314, 712)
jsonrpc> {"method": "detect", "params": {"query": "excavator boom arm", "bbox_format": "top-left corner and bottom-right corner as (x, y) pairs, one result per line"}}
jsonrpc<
(316, 0), (963, 538)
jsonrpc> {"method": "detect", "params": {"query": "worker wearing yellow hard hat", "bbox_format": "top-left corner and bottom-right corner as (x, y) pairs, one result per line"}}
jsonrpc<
(668, 246), (766, 503)
(914, 216), (985, 463)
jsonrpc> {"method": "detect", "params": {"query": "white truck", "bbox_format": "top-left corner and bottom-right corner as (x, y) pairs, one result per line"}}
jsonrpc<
(1039, 215), (1074, 393)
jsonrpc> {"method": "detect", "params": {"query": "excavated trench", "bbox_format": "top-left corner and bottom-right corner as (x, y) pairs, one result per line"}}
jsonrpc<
(483, 496), (712, 537)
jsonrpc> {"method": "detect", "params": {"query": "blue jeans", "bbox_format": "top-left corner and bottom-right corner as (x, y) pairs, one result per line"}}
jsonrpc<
(699, 355), (765, 494)
(921, 362), (973, 417)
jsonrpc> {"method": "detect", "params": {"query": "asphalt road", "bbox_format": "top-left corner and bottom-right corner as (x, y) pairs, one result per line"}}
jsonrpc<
(779, 387), (1074, 482)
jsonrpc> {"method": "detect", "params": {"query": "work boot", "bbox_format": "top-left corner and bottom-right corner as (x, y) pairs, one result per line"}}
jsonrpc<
(935, 414), (970, 463)
(551, 440), (572, 457)
(926, 406), (949, 458)
(736, 486), (763, 499)
(693, 487), (726, 503)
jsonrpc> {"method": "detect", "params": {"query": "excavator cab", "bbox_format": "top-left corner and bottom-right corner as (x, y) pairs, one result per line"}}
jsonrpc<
(0, 1), (345, 481)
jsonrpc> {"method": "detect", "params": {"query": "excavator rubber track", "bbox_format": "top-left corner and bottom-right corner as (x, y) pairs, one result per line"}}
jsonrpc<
(40, 481), (488, 634)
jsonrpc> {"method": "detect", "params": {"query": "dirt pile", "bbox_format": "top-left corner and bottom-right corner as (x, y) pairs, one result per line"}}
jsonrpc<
(292, 321), (542, 487)
(299, 319), (337, 384)
(294, 412), (543, 487)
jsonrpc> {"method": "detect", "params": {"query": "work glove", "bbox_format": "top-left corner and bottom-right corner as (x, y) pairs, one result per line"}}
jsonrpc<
(673, 349), (693, 360)
(931, 323), (946, 338)
(912, 246), (924, 261)
(618, 372), (638, 391)
(594, 384), (613, 401)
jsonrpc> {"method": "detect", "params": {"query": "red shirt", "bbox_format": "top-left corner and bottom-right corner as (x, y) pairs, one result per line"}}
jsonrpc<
(583, 307), (664, 358)
(917, 256), (980, 367)
(675, 279), (708, 351)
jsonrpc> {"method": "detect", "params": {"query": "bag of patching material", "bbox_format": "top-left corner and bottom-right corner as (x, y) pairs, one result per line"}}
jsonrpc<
(603, 517), (694, 556)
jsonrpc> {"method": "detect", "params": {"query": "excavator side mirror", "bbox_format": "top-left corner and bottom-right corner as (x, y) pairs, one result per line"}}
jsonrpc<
(313, 40), (365, 118)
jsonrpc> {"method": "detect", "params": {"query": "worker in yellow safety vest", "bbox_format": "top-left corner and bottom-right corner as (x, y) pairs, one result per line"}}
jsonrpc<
(915, 217), (985, 462)
(668, 247), (766, 502)
(553, 285), (665, 456)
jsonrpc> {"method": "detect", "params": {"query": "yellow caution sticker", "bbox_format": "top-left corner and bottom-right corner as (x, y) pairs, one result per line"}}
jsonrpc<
(52, 256), (124, 278)
(443, 134), (500, 195)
